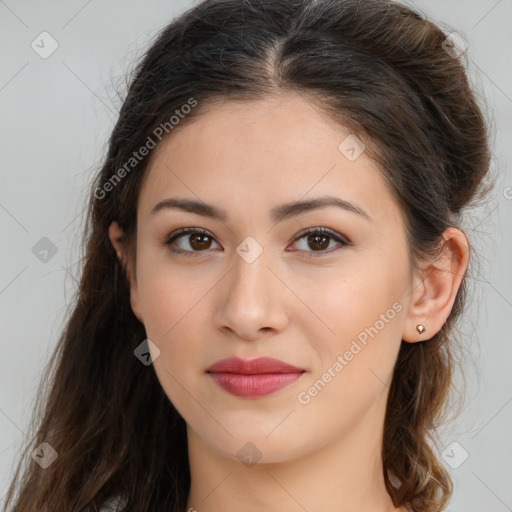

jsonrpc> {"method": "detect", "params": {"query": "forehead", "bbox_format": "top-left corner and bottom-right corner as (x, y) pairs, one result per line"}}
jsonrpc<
(154, 93), (348, 166)
(138, 93), (400, 226)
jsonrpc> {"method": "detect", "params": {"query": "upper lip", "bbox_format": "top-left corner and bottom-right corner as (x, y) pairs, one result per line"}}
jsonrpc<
(206, 357), (305, 374)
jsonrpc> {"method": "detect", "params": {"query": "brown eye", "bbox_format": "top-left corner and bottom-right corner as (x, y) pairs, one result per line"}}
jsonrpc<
(164, 226), (351, 258)
(188, 233), (213, 250)
(164, 228), (220, 256)
(290, 228), (351, 258)
(306, 233), (330, 251)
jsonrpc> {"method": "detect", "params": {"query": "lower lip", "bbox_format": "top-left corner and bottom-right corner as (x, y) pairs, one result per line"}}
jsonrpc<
(208, 372), (304, 397)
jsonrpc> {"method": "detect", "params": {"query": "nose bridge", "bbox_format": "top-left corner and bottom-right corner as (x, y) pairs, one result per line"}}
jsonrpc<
(229, 237), (279, 306)
(215, 237), (288, 338)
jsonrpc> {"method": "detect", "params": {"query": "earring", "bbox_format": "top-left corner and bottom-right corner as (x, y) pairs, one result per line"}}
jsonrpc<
(416, 324), (426, 335)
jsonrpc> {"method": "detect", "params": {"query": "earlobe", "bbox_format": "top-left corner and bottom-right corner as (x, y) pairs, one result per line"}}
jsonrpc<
(402, 227), (469, 343)
(108, 221), (125, 264)
(129, 284), (144, 324)
(415, 323), (426, 335)
(108, 221), (144, 324)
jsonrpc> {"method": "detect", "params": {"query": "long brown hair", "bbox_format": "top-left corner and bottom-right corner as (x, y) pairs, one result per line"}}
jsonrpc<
(4, 0), (492, 511)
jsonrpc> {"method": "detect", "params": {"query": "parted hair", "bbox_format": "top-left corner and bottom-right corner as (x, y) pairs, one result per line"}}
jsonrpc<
(4, 1), (492, 511)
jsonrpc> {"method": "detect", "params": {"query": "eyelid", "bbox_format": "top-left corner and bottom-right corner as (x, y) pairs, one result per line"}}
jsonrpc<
(291, 227), (352, 247)
(165, 227), (212, 243)
(163, 226), (352, 256)
(163, 227), (218, 256)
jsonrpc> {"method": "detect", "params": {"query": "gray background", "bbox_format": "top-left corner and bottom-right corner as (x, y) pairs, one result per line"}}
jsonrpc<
(1, 1), (511, 510)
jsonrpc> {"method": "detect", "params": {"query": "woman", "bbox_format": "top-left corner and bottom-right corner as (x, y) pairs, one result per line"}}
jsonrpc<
(4, 0), (492, 511)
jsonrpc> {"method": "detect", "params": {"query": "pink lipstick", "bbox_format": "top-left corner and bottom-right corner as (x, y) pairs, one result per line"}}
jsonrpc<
(206, 357), (305, 398)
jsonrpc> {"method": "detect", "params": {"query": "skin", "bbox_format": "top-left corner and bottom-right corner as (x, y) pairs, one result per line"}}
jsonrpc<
(109, 92), (469, 512)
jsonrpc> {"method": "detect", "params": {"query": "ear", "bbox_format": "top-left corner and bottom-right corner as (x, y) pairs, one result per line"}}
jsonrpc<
(108, 221), (144, 324)
(402, 227), (469, 342)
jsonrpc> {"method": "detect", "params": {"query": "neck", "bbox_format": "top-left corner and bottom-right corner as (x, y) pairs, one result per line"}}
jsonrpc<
(185, 395), (403, 512)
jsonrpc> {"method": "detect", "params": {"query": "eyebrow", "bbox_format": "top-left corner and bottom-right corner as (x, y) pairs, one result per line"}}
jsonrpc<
(150, 195), (373, 223)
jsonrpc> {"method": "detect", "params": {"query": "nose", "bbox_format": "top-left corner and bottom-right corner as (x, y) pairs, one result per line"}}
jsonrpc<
(213, 247), (290, 342)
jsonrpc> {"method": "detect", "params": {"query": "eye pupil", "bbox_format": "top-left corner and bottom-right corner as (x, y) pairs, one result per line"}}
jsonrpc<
(308, 234), (329, 251)
(190, 234), (212, 250)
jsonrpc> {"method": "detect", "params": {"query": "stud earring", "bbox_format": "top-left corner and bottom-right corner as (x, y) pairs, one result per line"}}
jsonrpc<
(416, 324), (426, 335)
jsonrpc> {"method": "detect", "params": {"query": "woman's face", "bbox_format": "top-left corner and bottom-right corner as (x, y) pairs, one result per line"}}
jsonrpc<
(127, 93), (414, 463)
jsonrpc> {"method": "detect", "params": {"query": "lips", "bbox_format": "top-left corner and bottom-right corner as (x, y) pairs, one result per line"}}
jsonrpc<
(206, 357), (306, 398)
(207, 356), (305, 374)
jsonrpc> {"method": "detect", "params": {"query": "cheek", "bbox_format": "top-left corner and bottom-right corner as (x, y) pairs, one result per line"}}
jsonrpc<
(300, 251), (408, 392)
(138, 275), (208, 364)
(137, 268), (207, 411)
(135, 266), (208, 403)
(136, 244), (205, 336)
(294, 271), (405, 437)
(303, 260), (405, 344)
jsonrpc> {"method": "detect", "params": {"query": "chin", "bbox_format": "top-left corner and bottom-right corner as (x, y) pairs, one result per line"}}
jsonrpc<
(194, 425), (312, 466)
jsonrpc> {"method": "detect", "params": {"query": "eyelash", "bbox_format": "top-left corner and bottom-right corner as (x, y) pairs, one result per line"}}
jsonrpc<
(162, 227), (352, 258)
